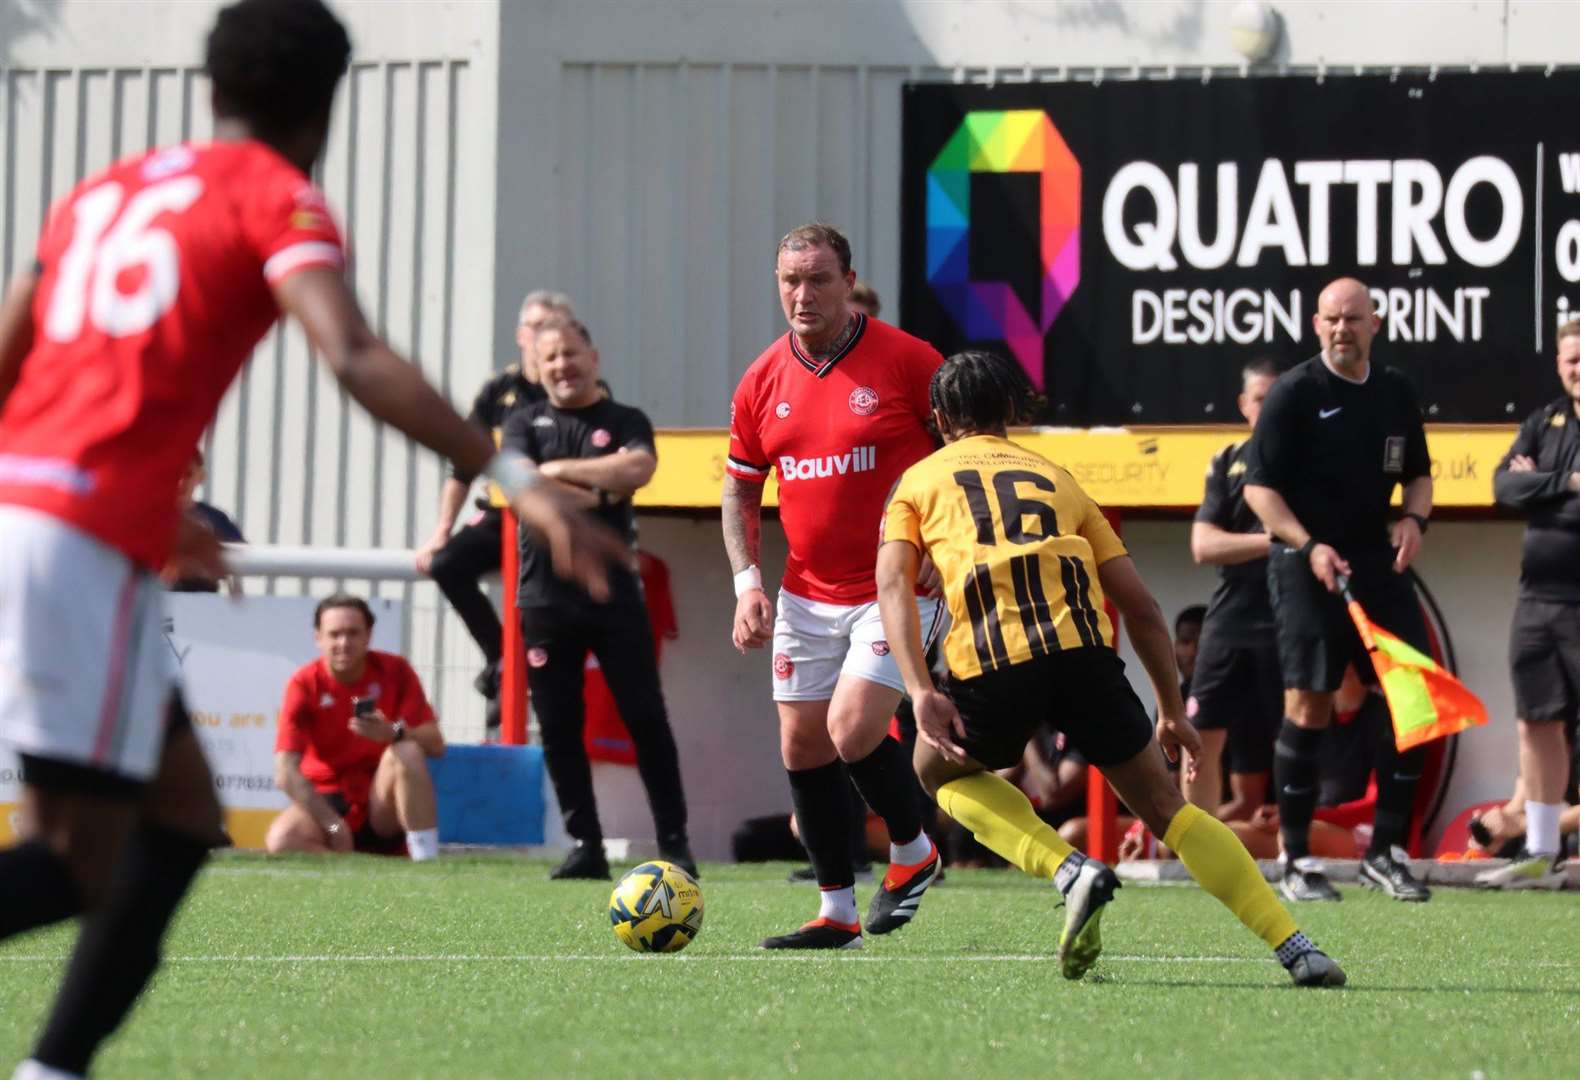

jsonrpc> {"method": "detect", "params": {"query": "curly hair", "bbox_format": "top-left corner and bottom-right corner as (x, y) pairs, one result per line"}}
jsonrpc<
(205, 0), (351, 140)
(928, 350), (1044, 435)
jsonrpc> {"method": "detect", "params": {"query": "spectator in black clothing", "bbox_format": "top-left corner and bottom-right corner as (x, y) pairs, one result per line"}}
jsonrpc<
(167, 448), (244, 593)
(1150, 605), (1205, 753)
(500, 315), (695, 880)
(1244, 276), (1435, 904)
(415, 290), (571, 716)
(1478, 318), (1580, 887)
(1186, 359), (1282, 821)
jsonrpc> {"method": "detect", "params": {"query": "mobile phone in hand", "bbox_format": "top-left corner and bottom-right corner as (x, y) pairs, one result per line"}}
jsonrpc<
(352, 696), (376, 718)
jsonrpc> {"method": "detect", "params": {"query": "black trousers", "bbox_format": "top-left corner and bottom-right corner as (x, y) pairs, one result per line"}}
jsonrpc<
(429, 508), (503, 665)
(521, 602), (689, 844)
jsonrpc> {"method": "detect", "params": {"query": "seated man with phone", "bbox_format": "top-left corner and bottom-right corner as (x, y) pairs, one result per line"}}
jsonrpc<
(267, 594), (446, 860)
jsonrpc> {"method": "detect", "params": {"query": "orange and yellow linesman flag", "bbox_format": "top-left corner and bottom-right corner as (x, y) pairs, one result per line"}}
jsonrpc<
(1338, 577), (1488, 751)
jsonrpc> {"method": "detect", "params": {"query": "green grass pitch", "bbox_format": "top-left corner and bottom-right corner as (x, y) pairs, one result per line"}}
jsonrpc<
(1, 853), (1574, 1078)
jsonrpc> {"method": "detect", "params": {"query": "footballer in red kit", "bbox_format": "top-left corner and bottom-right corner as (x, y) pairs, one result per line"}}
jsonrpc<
(0, 140), (343, 570)
(722, 222), (943, 950)
(728, 313), (941, 605)
(0, 3), (628, 1075)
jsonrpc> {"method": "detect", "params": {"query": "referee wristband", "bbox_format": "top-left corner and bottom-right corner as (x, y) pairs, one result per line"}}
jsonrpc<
(1404, 511), (1430, 534)
(733, 566), (763, 598)
(483, 449), (542, 500)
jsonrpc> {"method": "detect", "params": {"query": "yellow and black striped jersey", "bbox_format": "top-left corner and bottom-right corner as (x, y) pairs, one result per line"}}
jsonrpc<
(882, 434), (1127, 680)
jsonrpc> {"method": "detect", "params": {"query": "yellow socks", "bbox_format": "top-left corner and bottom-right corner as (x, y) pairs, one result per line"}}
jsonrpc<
(1164, 802), (1298, 950)
(935, 772), (1077, 881)
(936, 781), (1303, 959)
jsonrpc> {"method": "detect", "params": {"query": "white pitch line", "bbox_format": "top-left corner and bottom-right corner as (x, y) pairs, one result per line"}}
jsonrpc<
(0, 953), (1574, 968)
(0, 953), (1254, 964)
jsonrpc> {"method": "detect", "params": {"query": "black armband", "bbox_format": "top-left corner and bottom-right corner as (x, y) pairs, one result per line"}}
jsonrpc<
(1296, 538), (1317, 561)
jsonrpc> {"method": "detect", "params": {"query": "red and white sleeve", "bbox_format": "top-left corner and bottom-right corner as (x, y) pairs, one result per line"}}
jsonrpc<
(245, 171), (346, 287)
(725, 374), (770, 483)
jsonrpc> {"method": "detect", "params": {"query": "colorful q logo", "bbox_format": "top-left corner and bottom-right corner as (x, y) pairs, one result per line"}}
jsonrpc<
(926, 110), (1079, 389)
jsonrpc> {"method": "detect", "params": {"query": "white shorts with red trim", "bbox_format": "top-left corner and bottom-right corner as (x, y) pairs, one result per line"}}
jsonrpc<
(0, 506), (177, 781)
(769, 588), (941, 702)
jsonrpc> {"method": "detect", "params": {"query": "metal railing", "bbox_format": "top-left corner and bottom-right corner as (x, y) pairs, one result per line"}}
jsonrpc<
(223, 543), (500, 745)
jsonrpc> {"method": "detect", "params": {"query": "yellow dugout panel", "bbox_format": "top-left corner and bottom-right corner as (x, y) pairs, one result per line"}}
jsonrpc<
(638, 426), (1517, 511)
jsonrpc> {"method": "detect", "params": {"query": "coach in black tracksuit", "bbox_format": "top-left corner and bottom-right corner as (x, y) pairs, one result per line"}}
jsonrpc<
(500, 316), (694, 882)
(1486, 319), (1580, 880)
(1244, 277), (1435, 905)
(419, 365), (546, 708)
(1186, 358), (1284, 821)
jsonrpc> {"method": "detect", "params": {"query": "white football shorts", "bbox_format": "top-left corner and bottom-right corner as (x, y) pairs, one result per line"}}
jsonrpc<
(769, 587), (941, 702)
(0, 506), (178, 782)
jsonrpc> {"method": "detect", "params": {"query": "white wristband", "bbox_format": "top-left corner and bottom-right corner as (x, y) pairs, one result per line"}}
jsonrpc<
(483, 449), (542, 499)
(733, 566), (763, 598)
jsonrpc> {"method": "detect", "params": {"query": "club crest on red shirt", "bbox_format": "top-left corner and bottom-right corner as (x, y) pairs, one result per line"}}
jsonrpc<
(848, 386), (879, 416)
(772, 653), (794, 679)
(775, 401), (792, 420)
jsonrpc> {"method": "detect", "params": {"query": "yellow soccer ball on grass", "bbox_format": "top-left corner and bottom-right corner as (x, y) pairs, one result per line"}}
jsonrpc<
(608, 860), (704, 953)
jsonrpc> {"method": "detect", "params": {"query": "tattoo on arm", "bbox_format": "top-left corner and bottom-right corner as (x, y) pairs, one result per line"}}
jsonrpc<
(721, 474), (763, 573)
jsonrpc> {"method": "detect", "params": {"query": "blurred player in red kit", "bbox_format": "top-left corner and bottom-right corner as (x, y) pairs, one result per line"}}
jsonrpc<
(0, 2), (624, 1076)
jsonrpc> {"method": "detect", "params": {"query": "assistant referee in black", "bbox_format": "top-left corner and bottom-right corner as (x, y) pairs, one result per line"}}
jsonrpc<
(500, 315), (695, 881)
(1244, 276), (1435, 904)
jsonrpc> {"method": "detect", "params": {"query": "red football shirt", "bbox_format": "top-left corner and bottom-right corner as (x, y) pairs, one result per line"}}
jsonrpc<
(727, 315), (943, 604)
(0, 140), (345, 568)
(276, 651), (436, 806)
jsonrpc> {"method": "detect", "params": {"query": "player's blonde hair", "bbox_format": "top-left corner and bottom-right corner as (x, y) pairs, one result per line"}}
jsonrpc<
(777, 222), (852, 274)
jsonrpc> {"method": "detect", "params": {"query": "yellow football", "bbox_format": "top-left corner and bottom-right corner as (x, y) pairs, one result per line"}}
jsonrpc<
(607, 860), (704, 953)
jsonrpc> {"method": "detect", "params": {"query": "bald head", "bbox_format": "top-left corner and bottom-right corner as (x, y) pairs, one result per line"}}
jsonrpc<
(1313, 276), (1379, 377)
(1318, 277), (1370, 311)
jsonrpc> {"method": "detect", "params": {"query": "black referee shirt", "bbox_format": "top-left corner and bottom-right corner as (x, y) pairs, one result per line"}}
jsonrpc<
(1244, 354), (1431, 553)
(500, 398), (653, 609)
(1494, 396), (1580, 603)
(1194, 439), (1273, 643)
(452, 365), (547, 484)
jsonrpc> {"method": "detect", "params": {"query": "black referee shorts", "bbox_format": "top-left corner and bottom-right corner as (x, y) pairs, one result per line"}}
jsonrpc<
(1267, 545), (1430, 694)
(1508, 596), (1580, 723)
(942, 647), (1154, 771)
(1187, 630), (1283, 774)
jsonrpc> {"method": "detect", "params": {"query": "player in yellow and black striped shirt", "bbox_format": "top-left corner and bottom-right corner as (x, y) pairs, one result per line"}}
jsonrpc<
(885, 415), (1126, 680)
(876, 351), (1345, 988)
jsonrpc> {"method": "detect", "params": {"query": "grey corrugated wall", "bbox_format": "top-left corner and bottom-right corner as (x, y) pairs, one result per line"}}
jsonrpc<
(0, 0), (503, 739)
